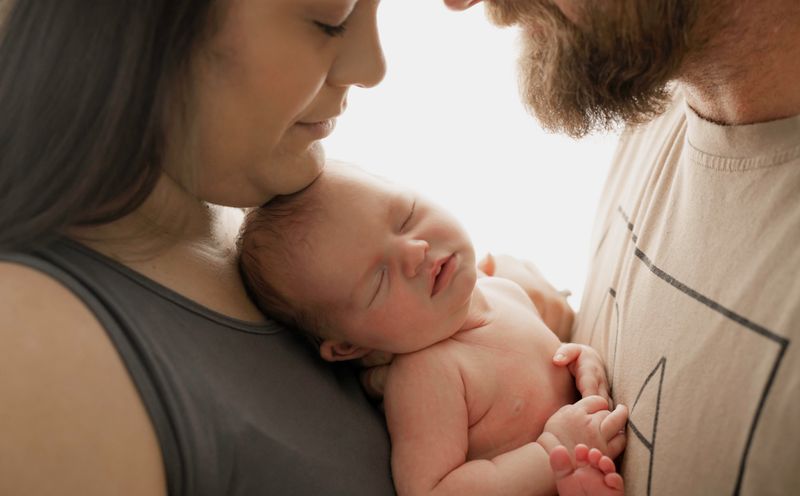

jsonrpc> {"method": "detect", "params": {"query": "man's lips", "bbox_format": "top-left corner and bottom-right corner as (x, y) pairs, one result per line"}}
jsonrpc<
(431, 254), (458, 297)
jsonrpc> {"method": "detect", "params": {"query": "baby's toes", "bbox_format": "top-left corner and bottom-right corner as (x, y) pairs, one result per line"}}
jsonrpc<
(587, 447), (604, 466)
(574, 444), (590, 467)
(549, 445), (575, 479)
(605, 472), (624, 491)
(598, 455), (617, 475)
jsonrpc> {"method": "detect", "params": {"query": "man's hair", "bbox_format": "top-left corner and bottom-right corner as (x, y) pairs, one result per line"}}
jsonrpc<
(238, 187), (335, 343)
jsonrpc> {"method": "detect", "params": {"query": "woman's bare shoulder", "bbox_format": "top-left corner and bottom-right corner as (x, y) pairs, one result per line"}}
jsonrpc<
(0, 262), (167, 495)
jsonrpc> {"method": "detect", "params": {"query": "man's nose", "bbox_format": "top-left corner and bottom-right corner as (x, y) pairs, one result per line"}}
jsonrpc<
(443, 0), (483, 11)
(400, 239), (430, 278)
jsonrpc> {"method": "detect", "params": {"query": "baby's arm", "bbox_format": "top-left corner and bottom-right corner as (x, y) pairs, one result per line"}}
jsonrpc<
(386, 350), (626, 496)
(386, 349), (557, 496)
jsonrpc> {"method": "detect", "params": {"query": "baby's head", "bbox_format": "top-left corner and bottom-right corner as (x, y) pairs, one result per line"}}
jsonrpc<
(239, 163), (478, 361)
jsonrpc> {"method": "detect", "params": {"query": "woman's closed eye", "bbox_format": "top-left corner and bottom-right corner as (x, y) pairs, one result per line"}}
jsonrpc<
(314, 20), (348, 37)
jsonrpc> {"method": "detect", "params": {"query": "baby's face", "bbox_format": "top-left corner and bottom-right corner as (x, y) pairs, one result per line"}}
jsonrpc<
(291, 165), (477, 354)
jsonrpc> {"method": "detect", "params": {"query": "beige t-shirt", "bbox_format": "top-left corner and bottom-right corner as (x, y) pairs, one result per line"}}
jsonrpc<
(574, 92), (800, 495)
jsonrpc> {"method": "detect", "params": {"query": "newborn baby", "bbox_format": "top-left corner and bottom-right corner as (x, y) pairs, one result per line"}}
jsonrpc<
(239, 163), (626, 495)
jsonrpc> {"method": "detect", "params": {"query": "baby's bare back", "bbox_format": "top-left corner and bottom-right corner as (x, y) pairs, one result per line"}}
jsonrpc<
(445, 277), (576, 460)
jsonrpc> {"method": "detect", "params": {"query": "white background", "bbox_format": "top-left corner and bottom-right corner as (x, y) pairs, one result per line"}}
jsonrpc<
(324, 1), (618, 305)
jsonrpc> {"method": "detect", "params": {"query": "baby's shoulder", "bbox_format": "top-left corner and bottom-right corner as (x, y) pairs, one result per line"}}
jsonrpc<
(476, 276), (537, 312)
(390, 340), (463, 382)
(393, 340), (459, 369)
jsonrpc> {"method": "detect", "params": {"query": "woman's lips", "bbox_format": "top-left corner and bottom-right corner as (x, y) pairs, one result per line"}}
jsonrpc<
(294, 119), (336, 140)
(431, 254), (458, 298)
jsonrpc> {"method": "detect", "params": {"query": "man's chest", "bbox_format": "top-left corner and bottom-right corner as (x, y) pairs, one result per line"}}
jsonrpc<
(573, 150), (800, 494)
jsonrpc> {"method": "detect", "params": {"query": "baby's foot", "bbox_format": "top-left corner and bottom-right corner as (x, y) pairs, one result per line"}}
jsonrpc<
(550, 444), (624, 495)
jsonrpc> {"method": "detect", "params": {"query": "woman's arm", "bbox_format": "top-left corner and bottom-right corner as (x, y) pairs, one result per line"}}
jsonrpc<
(0, 263), (166, 496)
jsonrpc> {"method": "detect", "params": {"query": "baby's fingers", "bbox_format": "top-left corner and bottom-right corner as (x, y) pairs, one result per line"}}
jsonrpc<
(574, 394), (609, 414)
(576, 372), (610, 404)
(600, 404), (628, 439)
(553, 343), (583, 366)
(554, 344), (613, 406)
(606, 432), (627, 460)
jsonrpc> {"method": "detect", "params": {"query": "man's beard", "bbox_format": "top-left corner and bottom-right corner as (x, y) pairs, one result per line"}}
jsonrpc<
(486, 0), (699, 138)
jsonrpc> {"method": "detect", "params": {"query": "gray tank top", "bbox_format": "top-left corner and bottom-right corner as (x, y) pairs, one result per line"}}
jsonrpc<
(2, 239), (394, 495)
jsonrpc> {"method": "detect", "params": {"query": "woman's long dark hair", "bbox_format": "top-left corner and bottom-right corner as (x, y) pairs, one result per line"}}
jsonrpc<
(0, 0), (217, 250)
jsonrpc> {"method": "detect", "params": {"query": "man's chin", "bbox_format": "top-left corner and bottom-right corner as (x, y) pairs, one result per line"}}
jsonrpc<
(494, 0), (695, 138)
(519, 47), (678, 138)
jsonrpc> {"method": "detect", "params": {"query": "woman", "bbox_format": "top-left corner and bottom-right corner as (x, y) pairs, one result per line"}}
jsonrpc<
(0, 0), (392, 494)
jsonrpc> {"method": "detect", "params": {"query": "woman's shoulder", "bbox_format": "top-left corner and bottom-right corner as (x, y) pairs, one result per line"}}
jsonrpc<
(0, 261), (166, 495)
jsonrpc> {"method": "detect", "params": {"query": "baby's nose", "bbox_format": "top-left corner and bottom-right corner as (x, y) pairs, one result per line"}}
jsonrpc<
(401, 239), (430, 278)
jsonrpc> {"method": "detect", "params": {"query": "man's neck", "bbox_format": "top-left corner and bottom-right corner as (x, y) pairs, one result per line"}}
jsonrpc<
(679, 0), (800, 125)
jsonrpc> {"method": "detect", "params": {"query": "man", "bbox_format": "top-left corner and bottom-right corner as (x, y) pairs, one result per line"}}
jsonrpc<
(368, 0), (800, 493)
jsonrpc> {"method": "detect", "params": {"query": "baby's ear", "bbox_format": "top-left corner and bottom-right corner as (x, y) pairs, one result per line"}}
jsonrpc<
(319, 340), (372, 362)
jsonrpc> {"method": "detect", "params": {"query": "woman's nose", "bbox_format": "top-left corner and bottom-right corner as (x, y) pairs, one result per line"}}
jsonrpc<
(400, 239), (430, 278)
(443, 0), (484, 11)
(327, 3), (386, 89)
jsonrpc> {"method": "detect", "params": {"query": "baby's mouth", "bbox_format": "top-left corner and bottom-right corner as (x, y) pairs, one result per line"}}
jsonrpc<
(431, 254), (457, 297)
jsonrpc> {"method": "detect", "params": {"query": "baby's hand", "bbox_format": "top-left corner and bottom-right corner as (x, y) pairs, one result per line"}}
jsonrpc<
(551, 444), (625, 495)
(537, 395), (627, 461)
(553, 343), (613, 406)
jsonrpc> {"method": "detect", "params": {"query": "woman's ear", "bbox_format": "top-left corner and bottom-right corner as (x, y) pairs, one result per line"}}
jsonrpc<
(319, 339), (372, 362)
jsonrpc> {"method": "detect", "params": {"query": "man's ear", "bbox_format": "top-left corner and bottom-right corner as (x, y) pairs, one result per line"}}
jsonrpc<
(319, 339), (372, 362)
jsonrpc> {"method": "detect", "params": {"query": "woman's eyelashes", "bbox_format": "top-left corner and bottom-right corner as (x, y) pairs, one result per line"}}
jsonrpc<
(314, 20), (349, 37)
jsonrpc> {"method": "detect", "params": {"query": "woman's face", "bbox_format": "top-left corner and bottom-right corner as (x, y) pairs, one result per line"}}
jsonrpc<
(173, 0), (385, 207)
